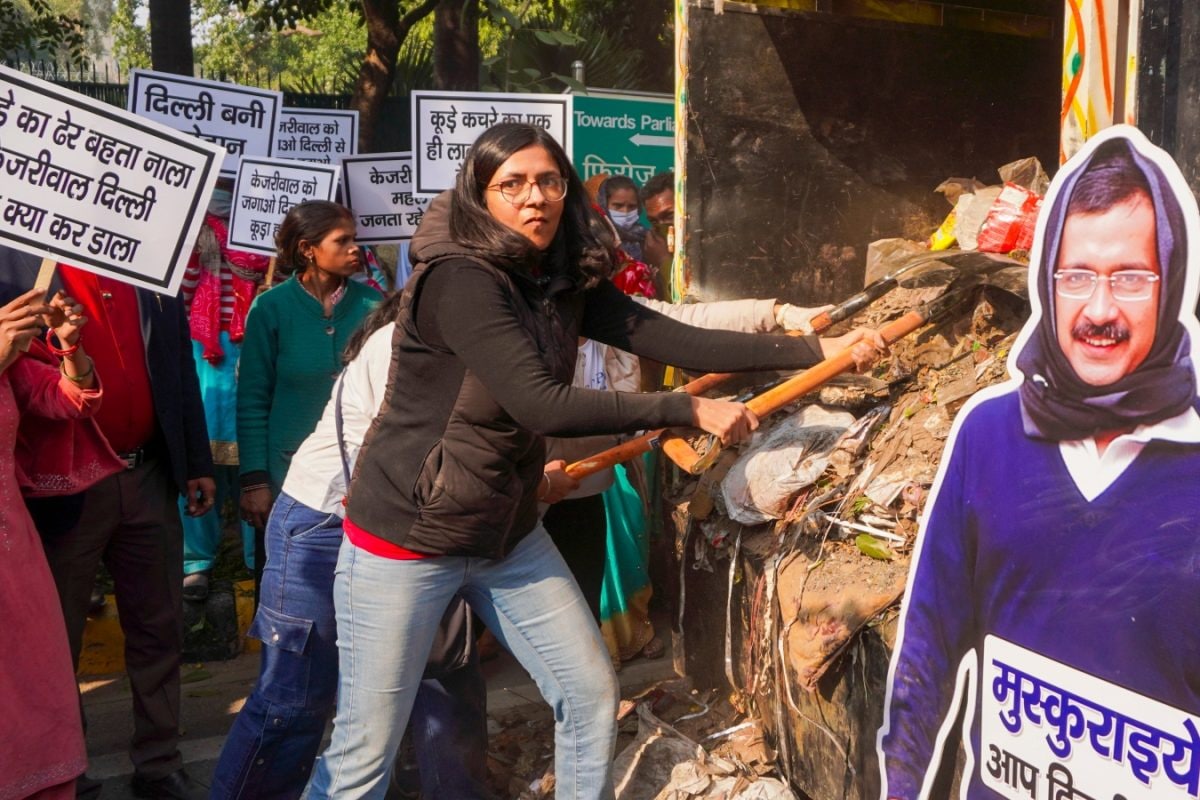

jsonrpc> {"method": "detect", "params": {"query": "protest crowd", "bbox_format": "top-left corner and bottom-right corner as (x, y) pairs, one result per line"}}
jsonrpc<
(5, 11), (1200, 798)
(0, 67), (888, 800)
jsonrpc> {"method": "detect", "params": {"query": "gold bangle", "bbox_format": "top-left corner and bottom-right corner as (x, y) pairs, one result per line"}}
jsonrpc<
(61, 355), (94, 384)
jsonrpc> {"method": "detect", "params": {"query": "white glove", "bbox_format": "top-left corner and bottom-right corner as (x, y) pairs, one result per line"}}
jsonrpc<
(774, 303), (834, 334)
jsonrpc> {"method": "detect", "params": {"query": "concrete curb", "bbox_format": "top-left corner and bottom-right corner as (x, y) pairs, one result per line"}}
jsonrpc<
(79, 579), (258, 676)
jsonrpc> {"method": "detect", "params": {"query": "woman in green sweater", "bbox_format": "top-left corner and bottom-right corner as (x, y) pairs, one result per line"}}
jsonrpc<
(237, 201), (379, 529)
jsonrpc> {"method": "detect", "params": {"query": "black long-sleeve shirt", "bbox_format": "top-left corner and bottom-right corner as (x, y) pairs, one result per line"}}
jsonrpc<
(417, 261), (824, 437)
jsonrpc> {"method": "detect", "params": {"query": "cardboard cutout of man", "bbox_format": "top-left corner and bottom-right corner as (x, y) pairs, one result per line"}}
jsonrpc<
(877, 126), (1200, 800)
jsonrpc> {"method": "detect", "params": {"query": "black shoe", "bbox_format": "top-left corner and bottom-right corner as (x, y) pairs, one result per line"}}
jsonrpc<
(130, 768), (206, 800)
(182, 570), (210, 602)
(88, 585), (107, 616)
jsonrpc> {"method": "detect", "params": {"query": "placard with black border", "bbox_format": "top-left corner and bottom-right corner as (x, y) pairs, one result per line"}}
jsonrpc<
(341, 152), (430, 244)
(411, 90), (572, 195)
(128, 68), (282, 177)
(277, 107), (359, 164)
(0, 64), (223, 295)
(229, 155), (340, 256)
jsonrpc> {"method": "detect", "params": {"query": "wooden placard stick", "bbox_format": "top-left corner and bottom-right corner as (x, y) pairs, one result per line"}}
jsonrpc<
(260, 257), (276, 294)
(19, 257), (59, 352)
(34, 256), (56, 292)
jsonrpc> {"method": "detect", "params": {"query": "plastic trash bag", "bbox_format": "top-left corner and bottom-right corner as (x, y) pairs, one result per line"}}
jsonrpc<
(721, 406), (856, 525)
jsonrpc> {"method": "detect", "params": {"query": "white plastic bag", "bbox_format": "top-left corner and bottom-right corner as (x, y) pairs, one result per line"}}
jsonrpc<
(721, 406), (855, 525)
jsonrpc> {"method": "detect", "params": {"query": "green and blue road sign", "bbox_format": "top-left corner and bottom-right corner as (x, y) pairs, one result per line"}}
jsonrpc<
(572, 91), (674, 190)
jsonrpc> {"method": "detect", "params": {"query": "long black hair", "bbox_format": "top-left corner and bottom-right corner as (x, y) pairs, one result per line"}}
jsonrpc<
(449, 122), (617, 288)
(275, 200), (355, 277)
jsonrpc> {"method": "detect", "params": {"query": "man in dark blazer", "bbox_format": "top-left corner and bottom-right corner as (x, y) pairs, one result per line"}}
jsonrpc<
(17, 252), (217, 800)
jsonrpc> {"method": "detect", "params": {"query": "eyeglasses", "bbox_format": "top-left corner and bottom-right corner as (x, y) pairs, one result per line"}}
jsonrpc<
(487, 175), (567, 206)
(1053, 269), (1160, 301)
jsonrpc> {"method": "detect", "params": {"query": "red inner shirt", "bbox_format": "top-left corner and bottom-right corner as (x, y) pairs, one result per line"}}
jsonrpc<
(59, 266), (157, 453)
(343, 516), (431, 560)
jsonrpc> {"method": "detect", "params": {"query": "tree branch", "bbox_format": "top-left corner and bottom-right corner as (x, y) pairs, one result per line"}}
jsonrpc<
(351, 0), (440, 152)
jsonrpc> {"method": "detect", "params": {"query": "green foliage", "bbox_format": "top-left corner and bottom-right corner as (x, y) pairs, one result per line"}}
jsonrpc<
(565, 0), (672, 91)
(0, 0), (86, 62)
(389, 34), (433, 96)
(479, 1), (652, 94)
(190, 0), (370, 92)
(109, 0), (149, 69)
(80, 0), (113, 55)
(233, 0), (361, 32)
(72, 0), (670, 97)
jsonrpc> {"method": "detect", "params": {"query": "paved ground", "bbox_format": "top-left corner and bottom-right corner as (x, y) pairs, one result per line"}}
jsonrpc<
(80, 623), (677, 798)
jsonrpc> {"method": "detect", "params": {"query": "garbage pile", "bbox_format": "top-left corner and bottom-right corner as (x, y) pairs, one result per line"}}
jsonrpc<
(484, 157), (1046, 800)
(663, 159), (1043, 798)
(489, 679), (791, 800)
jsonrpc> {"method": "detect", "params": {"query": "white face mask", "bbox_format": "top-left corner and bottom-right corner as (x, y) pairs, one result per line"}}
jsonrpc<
(609, 209), (641, 229)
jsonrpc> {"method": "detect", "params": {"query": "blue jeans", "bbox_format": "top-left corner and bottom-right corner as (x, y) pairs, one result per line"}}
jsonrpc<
(211, 493), (492, 799)
(308, 526), (620, 800)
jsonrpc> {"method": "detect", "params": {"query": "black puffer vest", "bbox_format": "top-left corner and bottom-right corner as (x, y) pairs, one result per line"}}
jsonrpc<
(347, 193), (583, 558)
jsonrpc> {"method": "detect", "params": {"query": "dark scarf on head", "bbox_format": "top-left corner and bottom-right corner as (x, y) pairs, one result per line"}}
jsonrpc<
(596, 177), (648, 261)
(1015, 138), (1195, 441)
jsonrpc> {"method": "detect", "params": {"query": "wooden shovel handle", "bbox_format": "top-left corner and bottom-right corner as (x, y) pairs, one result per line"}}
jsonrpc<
(661, 309), (928, 474)
(567, 299), (943, 479)
(670, 283), (892, 397)
(565, 428), (665, 479)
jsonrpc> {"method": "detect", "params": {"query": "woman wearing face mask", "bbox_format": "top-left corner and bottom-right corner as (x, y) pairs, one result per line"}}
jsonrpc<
(236, 201), (379, 532)
(306, 123), (884, 799)
(598, 175), (649, 262)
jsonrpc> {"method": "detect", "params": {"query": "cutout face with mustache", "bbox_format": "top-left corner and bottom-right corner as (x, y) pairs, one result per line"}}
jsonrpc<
(1054, 192), (1160, 387)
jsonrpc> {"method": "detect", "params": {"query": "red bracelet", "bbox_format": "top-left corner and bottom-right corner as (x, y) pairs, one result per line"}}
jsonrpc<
(45, 329), (80, 358)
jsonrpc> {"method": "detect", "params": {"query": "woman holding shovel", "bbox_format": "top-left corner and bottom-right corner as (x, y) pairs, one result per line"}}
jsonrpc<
(307, 122), (884, 799)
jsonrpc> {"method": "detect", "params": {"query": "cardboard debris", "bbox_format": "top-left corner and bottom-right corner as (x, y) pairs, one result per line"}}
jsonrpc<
(776, 549), (907, 691)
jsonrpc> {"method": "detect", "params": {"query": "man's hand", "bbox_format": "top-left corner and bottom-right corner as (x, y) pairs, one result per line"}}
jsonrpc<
(185, 477), (217, 517)
(818, 327), (888, 372)
(643, 226), (671, 271)
(539, 459), (579, 504)
(240, 486), (273, 529)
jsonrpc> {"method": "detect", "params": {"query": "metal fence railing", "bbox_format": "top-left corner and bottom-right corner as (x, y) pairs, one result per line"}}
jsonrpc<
(1, 59), (286, 89)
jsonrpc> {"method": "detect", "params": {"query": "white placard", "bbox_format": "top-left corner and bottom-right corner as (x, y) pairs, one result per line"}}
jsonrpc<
(128, 69), (282, 177)
(411, 90), (572, 195)
(341, 152), (430, 243)
(277, 107), (358, 164)
(981, 635), (1200, 800)
(228, 156), (340, 256)
(0, 65), (223, 295)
